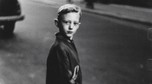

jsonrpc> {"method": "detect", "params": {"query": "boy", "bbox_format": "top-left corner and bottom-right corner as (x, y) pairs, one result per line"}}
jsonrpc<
(46, 4), (82, 84)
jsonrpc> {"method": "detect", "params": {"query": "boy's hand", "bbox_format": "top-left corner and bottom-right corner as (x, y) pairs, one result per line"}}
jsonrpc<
(70, 65), (79, 84)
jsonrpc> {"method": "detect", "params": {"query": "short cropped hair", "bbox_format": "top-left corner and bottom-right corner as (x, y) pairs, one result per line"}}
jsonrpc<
(57, 4), (82, 20)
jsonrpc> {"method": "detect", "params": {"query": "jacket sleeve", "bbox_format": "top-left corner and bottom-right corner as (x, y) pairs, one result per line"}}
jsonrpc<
(56, 46), (73, 84)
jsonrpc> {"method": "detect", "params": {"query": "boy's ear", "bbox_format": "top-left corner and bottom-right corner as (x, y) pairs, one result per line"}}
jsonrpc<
(54, 19), (59, 28)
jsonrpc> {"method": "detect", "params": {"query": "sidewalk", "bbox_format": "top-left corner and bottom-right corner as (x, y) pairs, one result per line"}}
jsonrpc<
(34, 0), (152, 25)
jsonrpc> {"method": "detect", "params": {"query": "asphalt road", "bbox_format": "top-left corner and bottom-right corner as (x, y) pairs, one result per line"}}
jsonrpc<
(0, 0), (151, 84)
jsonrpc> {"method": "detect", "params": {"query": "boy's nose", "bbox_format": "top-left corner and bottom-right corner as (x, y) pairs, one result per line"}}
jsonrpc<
(69, 23), (74, 30)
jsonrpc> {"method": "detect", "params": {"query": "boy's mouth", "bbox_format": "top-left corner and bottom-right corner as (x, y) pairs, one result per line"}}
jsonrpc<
(67, 31), (73, 34)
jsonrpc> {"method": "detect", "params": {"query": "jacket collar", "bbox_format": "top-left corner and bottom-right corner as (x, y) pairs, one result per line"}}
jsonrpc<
(55, 32), (73, 43)
(55, 32), (78, 55)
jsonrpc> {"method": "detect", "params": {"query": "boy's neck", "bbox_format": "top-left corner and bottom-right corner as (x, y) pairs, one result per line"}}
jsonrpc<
(70, 36), (73, 40)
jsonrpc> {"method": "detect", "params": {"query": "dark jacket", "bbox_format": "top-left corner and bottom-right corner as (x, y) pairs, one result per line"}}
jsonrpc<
(46, 33), (82, 84)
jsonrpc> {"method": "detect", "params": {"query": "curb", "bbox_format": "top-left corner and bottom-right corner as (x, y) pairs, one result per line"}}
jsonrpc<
(81, 7), (152, 26)
(33, 0), (152, 25)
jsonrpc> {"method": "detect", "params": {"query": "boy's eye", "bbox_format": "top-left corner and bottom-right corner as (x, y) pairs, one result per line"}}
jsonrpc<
(62, 20), (70, 24)
(74, 22), (80, 26)
(62, 20), (80, 26)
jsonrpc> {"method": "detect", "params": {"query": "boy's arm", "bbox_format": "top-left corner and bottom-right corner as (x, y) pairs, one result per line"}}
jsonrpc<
(56, 47), (73, 84)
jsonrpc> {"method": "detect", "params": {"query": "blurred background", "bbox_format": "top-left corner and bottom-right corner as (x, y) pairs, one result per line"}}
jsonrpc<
(97, 0), (152, 8)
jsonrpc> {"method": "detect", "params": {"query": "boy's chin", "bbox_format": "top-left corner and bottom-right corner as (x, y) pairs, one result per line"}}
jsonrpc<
(66, 35), (73, 39)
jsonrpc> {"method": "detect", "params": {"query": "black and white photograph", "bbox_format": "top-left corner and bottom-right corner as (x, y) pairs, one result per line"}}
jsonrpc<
(0, 0), (152, 84)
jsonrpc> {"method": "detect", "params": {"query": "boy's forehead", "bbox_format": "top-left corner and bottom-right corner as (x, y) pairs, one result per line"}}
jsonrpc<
(63, 12), (80, 17)
(60, 12), (80, 20)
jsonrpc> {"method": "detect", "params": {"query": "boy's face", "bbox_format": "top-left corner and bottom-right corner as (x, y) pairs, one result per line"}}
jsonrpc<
(57, 12), (80, 40)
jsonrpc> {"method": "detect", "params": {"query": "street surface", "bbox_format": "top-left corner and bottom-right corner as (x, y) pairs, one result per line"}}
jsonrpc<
(0, 0), (151, 84)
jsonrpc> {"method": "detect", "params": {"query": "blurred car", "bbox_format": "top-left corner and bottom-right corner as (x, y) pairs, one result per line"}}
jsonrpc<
(0, 0), (24, 35)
